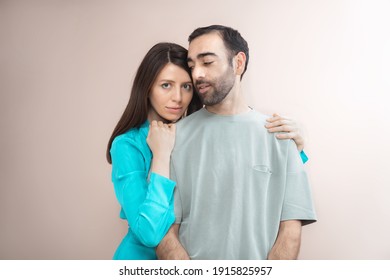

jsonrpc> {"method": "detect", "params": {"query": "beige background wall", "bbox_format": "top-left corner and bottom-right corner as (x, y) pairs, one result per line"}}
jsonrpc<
(1, 0), (389, 259)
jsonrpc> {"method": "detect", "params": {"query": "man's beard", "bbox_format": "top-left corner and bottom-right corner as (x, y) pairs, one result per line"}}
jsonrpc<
(196, 67), (235, 106)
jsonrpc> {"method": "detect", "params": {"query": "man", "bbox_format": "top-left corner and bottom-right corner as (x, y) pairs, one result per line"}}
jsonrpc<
(156, 25), (316, 260)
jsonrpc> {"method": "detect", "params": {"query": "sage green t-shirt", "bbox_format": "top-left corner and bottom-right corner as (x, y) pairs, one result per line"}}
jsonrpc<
(171, 108), (316, 260)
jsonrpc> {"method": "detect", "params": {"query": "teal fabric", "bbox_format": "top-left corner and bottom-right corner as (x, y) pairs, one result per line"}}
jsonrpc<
(300, 150), (309, 163)
(110, 121), (176, 260)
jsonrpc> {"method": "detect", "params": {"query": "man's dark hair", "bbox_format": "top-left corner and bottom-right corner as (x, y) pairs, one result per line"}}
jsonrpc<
(188, 25), (249, 80)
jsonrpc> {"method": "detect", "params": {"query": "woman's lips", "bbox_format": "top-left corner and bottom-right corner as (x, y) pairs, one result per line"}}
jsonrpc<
(166, 107), (183, 114)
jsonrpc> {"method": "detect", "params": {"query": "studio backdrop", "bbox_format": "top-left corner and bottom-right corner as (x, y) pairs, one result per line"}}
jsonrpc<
(1, 0), (389, 259)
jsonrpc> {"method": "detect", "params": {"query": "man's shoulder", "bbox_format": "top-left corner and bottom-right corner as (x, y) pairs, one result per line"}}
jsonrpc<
(175, 109), (207, 135)
(248, 109), (292, 148)
(246, 109), (269, 124)
(177, 109), (205, 127)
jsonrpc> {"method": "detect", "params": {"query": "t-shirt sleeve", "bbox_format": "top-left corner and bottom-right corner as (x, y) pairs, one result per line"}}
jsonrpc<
(281, 141), (317, 225)
(111, 136), (176, 247)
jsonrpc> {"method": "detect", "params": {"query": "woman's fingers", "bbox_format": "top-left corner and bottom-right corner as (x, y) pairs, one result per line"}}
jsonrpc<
(267, 124), (294, 133)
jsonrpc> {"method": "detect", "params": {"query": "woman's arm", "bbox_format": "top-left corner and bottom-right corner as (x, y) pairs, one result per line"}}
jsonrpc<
(111, 122), (176, 248)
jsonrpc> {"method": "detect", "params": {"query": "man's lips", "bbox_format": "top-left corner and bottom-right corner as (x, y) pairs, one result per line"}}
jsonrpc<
(197, 83), (211, 94)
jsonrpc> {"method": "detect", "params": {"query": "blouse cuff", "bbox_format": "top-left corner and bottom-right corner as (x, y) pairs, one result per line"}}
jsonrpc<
(147, 173), (176, 206)
(300, 150), (309, 164)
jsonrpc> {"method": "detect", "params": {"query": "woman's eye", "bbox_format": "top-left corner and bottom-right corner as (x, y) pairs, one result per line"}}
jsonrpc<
(161, 83), (171, 89)
(183, 84), (193, 91)
(204, 61), (213, 65)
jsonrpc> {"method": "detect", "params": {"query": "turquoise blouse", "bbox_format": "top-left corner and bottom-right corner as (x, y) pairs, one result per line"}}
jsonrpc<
(300, 150), (308, 164)
(110, 121), (175, 260)
(110, 120), (309, 260)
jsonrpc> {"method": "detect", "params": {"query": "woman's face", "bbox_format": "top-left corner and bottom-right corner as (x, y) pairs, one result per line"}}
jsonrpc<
(148, 63), (194, 123)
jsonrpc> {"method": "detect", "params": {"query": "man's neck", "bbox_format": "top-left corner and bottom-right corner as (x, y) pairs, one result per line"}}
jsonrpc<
(205, 79), (250, 115)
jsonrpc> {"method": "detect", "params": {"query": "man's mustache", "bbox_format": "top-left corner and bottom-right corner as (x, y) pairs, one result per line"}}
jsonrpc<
(195, 80), (211, 86)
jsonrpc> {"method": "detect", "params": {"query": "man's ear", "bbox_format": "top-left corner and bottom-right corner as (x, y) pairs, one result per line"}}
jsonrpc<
(234, 52), (246, 76)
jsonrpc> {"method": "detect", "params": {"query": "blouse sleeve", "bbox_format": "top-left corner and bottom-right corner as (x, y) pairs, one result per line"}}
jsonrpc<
(110, 136), (176, 247)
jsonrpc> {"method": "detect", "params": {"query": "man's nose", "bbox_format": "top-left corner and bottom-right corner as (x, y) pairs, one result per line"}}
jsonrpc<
(192, 66), (205, 81)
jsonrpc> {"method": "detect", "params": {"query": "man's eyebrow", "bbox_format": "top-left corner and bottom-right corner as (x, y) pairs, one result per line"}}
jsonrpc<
(187, 52), (218, 63)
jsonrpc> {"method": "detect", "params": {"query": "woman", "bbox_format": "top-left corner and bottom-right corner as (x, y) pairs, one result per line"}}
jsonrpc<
(106, 42), (307, 259)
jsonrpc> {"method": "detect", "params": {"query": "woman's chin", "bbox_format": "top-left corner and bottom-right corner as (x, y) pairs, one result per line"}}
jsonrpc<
(164, 116), (182, 123)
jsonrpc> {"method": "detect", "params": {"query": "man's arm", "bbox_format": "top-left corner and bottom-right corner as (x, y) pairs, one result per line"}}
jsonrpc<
(156, 224), (190, 260)
(267, 220), (302, 260)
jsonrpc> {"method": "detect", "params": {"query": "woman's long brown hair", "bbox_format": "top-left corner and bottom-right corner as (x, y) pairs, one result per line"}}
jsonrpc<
(106, 42), (202, 164)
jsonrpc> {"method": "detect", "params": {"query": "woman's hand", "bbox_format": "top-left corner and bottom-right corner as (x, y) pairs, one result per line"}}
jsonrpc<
(265, 113), (305, 151)
(147, 120), (176, 160)
(147, 121), (176, 178)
